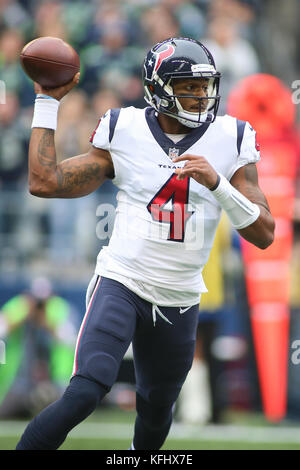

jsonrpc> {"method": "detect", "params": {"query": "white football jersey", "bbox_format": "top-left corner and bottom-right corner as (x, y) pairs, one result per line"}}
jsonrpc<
(91, 106), (260, 307)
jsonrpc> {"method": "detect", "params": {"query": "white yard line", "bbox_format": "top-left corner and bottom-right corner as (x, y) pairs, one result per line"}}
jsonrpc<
(1, 421), (300, 444)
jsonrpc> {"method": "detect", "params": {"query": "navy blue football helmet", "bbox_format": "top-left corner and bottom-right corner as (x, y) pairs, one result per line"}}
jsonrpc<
(143, 37), (221, 128)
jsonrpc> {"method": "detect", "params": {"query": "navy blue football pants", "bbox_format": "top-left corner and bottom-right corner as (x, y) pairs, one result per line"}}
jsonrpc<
(16, 276), (199, 450)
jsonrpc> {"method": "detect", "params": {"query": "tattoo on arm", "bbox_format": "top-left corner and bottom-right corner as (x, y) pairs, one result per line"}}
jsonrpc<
(35, 129), (112, 196)
(56, 162), (102, 194)
(37, 129), (56, 169)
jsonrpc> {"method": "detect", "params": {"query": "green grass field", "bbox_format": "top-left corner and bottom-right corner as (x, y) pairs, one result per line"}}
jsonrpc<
(1, 407), (300, 450)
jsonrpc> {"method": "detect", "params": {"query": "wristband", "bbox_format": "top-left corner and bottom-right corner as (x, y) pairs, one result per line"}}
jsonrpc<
(36, 94), (58, 100)
(211, 173), (260, 229)
(31, 95), (60, 130)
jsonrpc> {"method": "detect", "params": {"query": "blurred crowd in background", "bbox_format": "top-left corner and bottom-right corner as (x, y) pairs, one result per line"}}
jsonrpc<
(1, 0), (299, 282)
(1, 0), (300, 422)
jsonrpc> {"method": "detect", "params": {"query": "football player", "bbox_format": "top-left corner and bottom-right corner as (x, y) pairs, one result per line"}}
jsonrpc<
(16, 37), (274, 450)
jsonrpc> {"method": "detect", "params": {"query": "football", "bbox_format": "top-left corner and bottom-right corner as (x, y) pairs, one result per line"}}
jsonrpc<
(20, 37), (80, 89)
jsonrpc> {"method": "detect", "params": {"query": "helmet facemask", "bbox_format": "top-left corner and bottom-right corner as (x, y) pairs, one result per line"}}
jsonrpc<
(166, 73), (220, 128)
(144, 71), (220, 128)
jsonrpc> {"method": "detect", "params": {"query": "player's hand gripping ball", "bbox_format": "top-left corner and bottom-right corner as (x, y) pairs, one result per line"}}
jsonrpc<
(20, 37), (80, 89)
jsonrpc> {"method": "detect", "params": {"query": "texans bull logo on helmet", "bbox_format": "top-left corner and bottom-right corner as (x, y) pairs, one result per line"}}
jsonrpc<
(145, 44), (175, 81)
(153, 45), (175, 74)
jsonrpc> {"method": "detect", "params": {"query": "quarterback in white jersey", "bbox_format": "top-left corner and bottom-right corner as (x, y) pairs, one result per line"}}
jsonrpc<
(17, 37), (274, 451)
(90, 106), (261, 308)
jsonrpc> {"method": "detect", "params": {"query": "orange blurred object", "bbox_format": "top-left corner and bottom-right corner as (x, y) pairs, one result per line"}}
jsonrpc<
(251, 303), (289, 421)
(244, 260), (291, 306)
(228, 73), (297, 422)
(242, 218), (293, 262)
(227, 74), (296, 139)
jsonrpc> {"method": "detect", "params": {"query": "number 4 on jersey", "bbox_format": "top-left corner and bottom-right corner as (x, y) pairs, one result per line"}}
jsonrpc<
(147, 173), (194, 242)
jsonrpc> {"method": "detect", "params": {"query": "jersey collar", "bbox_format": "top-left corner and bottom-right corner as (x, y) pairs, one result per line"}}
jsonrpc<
(145, 107), (210, 157)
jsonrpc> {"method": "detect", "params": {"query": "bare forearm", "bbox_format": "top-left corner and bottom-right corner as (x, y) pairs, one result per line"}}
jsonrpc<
(238, 204), (275, 249)
(29, 128), (57, 196)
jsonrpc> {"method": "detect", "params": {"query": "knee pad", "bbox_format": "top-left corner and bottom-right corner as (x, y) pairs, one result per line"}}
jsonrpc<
(84, 351), (120, 388)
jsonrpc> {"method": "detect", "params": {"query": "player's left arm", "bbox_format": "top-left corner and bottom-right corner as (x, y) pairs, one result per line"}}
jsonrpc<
(229, 163), (275, 249)
(173, 155), (275, 250)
